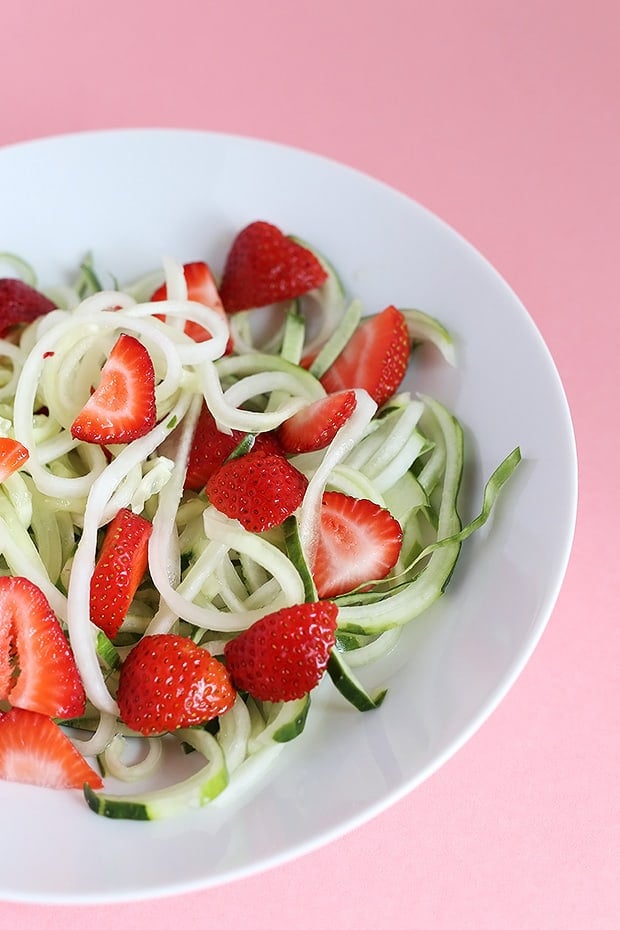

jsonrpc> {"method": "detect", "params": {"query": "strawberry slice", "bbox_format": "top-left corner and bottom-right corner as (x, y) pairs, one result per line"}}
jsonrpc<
(116, 634), (236, 736)
(151, 261), (232, 350)
(0, 279), (56, 336)
(219, 221), (328, 312)
(0, 707), (103, 790)
(224, 601), (338, 702)
(318, 305), (410, 407)
(0, 576), (86, 719)
(277, 389), (357, 453)
(0, 437), (29, 482)
(205, 449), (308, 532)
(70, 333), (157, 444)
(184, 402), (283, 491)
(90, 508), (153, 639)
(312, 491), (403, 598)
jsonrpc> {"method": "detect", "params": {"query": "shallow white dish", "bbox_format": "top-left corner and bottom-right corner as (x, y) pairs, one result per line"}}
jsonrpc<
(0, 129), (577, 904)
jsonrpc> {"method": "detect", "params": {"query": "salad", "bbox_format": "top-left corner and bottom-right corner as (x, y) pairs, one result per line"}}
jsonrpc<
(0, 221), (520, 819)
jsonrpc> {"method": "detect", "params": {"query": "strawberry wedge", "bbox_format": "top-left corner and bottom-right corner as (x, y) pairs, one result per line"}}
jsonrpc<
(71, 333), (156, 445)
(0, 279), (56, 336)
(0, 576), (85, 719)
(319, 305), (410, 407)
(151, 260), (232, 350)
(0, 437), (29, 483)
(90, 508), (153, 639)
(0, 707), (102, 790)
(277, 390), (357, 454)
(219, 221), (327, 312)
(312, 491), (403, 598)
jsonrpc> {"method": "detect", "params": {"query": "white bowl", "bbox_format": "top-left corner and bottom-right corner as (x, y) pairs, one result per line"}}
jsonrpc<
(0, 129), (577, 903)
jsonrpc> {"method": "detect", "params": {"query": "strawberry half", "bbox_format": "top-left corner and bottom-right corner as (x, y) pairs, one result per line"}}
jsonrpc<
(318, 305), (410, 407)
(312, 491), (403, 598)
(205, 449), (308, 532)
(0, 707), (103, 790)
(90, 508), (153, 639)
(184, 402), (283, 491)
(224, 601), (338, 702)
(116, 633), (236, 736)
(0, 279), (56, 336)
(151, 260), (232, 350)
(277, 389), (357, 454)
(0, 576), (86, 719)
(219, 221), (328, 312)
(70, 333), (157, 445)
(0, 437), (29, 482)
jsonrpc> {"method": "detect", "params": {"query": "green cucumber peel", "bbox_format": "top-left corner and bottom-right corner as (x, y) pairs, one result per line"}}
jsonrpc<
(327, 648), (387, 711)
(0, 252), (38, 286)
(307, 299), (362, 379)
(283, 515), (317, 602)
(84, 728), (228, 820)
(279, 308), (306, 364)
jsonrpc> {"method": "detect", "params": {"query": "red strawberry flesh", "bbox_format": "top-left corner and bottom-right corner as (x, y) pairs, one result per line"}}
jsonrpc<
(70, 333), (156, 445)
(0, 576), (86, 719)
(116, 633), (236, 736)
(277, 389), (357, 454)
(90, 508), (153, 639)
(151, 260), (232, 349)
(319, 305), (410, 407)
(0, 707), (103, 789)
(206, 449), (308, 532)
(0, 279), (56, 336)
(0, 437), (29, 483)
(224, 601), (338, 702)
(312, 491), (403, 598)
(219, 221), (328, 313)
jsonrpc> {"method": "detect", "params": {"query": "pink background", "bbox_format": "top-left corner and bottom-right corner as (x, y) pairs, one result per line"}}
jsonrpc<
(1, 1), (617, 927)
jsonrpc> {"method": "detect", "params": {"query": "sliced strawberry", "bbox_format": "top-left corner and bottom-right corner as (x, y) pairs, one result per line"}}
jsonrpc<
(219, 221), (328, 313)
(0, 437), (29, 482)
(224, 601), (338, 702)
(0, 576), (86, 719)
(184, 402), (283, 491)
(0, 707), (103, 790)
(277, 390), (357, 454)
(0, 279), (56, 336)
(151, 261), (232, 350)
(205, 449), (308, 532)
(318, 305), (410, 407)
(70, 333), (157, 445)
(90, 508), (153, 639)
(312, 491), (403, 598)
(116, 634), (235, 736)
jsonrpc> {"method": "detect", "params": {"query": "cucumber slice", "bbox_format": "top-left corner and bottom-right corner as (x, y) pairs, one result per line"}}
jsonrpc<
(400, 308), (456, 365)
(327, 648), (387, 711)
(307, 299), (362, 379)
(283, 515), (317, 602)
(248, 695), (311, 752)
(83, 729), (228, 820)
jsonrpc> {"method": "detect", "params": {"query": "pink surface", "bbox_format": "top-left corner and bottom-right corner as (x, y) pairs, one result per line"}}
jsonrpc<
(0, 1), (616, 927)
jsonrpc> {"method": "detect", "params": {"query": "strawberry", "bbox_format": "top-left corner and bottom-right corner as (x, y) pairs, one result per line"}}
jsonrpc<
(184, 402), (283, 491)
(0, 279), (56, 336)
(0, 576), (86, 719)
(312, 491), (403, 598)
(0, 707), (103, 790)
(151, 261), (232, 350)
(277, 389), (357, 453)
(70, 333), (157, 444)
(0, 437), (29, 482)
(219, 221), (328, 312)
(90, 508), (153, 639)
(318, 305), (410, 407)
(205, 449), (308, 532)
(224, 601), (338, 702)
(116, 633), (236, 736)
